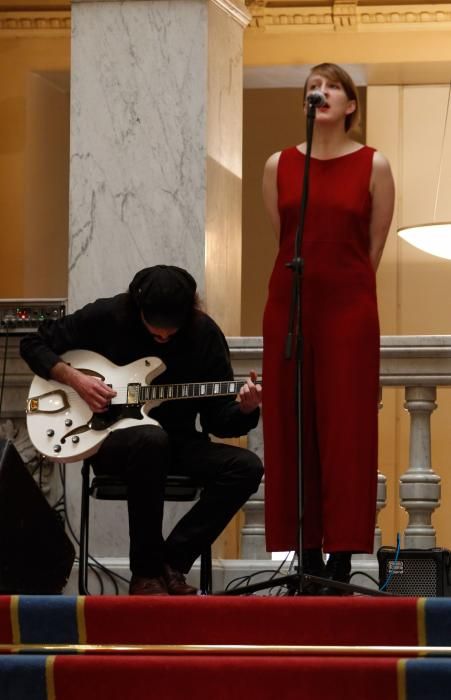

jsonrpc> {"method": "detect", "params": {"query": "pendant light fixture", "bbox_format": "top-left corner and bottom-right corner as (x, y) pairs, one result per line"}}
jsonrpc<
(398, 82), (451, 260)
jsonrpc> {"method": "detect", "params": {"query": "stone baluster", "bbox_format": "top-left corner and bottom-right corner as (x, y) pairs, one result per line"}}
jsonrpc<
(375, 472), (387, 553)
(240, 419), (270, 559)
(400, 386), (440, 548)
(375, 387), (387, 553)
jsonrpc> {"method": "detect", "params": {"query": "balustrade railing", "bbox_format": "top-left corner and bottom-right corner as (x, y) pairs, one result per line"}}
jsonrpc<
(229, 335), (451, 558)
(2, 334), (451, 563)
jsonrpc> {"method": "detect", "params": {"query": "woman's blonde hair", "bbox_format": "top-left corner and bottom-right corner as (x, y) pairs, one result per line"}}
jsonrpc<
(304, 63), (360, 132)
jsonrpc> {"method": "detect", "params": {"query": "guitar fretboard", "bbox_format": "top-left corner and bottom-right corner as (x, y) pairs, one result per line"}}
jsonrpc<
(140, 380), (246, 403)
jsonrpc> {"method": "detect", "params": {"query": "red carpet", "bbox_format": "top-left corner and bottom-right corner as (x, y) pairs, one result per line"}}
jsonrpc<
(53, 655), (400, 700)
(0, 595), (422, 645)
(1, 595), (450, 699)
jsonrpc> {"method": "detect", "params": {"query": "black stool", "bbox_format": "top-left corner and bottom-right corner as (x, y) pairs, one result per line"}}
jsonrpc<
(78, 459), (212, 595)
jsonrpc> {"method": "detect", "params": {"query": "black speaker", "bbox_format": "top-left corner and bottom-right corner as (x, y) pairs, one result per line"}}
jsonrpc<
(0, 439), (75, 594)
(377, 546), (451, 596)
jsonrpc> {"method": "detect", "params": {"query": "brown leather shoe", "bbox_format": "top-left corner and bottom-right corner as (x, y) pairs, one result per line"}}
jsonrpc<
(129, 575), (169, 596)
(163, 563), (198, 595)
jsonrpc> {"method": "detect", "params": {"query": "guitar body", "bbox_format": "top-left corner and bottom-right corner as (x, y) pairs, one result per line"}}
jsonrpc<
(26, 350), (166, 463)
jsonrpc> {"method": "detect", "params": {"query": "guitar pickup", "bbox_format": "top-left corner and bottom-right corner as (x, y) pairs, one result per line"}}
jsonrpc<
(126, 383), (141, 405)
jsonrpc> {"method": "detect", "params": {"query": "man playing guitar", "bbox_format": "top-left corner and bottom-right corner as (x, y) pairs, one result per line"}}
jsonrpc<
(21, 265), (263, 596)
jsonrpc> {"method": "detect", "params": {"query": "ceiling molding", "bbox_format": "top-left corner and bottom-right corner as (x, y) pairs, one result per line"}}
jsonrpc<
(2, 2), (449, 37)
(245, 1), (451, 32)
(0, 10), (70, 34)
(210, 0), (252, 27)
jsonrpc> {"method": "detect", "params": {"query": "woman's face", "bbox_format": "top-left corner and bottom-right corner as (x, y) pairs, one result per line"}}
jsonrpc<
(304, 73), (356, 127)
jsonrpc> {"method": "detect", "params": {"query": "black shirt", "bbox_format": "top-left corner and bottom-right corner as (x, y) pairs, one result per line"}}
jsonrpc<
(20, 293), (259, 439)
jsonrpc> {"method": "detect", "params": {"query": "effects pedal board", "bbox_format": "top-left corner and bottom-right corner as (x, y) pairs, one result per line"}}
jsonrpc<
(0, 299), (66, 335)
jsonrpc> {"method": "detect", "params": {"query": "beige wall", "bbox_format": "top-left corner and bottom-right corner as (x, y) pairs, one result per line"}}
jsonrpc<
(241, 88), (305, 336)
(3, 1), (451, 553)
(368, 85), (451, 548)
(242, 86), (366, 336)
(205, 1), (245, 336)
(0, 30), (70, 298)
(24, 71), (69, 297)
(242, 81), (451, 549)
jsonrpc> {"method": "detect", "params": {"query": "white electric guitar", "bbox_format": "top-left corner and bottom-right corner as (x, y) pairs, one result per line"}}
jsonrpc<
(26, 349), (249, 463)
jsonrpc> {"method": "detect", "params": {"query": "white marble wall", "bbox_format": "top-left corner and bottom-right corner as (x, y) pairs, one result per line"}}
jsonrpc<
(70, 0), (208, 310)
(68, 0), (250, 584)
(205, 1), (245, 334)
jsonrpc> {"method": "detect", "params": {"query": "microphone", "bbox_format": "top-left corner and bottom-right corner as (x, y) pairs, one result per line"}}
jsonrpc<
(306, 91), (326, 108)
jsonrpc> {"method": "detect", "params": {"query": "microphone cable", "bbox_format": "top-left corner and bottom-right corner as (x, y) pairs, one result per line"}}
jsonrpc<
(379, 532), (401, 592)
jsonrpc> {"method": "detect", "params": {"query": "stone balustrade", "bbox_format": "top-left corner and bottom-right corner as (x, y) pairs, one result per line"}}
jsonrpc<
(228, 335), (451, 557)
(1, 333), (451, 591)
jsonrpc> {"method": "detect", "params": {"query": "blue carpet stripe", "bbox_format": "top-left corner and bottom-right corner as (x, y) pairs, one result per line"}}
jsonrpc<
(0, 656), (48, 700)
(405, 658), (451, 699)
(18, 596), (80, 644)
(424, 599), (451, 646)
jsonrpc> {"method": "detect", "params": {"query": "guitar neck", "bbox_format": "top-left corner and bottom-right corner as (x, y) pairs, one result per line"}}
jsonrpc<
(139, 379), (246, 403)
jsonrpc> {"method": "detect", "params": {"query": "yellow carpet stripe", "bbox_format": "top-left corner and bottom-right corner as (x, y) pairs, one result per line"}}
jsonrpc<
(10, 595), (20, 646)
(46, 656), (56, 700)
(417, 598), (427, 653)
(76, 597), (87, 646)
(397, 659), (406, 700)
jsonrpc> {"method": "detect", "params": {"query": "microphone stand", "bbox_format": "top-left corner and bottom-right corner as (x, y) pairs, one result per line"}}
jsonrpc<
(282, 95), (317, 594)
(216, 96), (387, 598)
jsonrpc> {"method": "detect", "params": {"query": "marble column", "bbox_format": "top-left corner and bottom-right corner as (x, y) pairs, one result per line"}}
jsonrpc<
(66, 0), (250, 590)
(70, 0), (249, 334)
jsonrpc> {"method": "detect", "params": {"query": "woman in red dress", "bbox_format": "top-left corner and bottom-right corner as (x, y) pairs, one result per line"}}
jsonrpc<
(262, 63), (395, 593)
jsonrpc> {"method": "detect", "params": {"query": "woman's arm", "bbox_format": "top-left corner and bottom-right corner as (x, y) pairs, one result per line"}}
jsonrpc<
(369, 151), (395, 271)
(262, 152), (282, 239)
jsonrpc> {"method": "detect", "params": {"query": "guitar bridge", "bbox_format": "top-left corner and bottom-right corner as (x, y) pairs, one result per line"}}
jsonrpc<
(127, 383), (141, 405)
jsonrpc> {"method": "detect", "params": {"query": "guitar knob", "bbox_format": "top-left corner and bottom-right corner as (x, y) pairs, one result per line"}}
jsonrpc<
(65, 419), (73, 427)
(53, 444), (61, 453)
(71, 436), (80, 444)
(46, 429), (55, 437)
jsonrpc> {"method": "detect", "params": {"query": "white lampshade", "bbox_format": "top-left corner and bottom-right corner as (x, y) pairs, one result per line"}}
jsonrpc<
(398, 222), (451, 260)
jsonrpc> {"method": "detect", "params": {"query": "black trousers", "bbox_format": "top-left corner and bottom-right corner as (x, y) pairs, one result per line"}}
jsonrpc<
(91, 426), (264, 577)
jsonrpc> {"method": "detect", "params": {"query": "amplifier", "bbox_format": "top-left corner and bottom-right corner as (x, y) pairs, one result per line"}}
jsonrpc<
(0, 439), (75, 594)
(378, 547), (451, 596)
(0, 299), (66, 335)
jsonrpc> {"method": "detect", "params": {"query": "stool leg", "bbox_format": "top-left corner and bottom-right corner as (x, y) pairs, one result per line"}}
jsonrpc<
(78, 461), (91, 595)
(200, 547), (212, 595)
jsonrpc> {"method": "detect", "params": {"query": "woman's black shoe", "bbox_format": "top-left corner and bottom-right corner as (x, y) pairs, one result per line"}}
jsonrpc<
(317, 552), (353, 596)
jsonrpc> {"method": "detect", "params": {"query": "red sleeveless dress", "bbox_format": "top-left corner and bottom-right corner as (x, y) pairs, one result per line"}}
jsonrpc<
(262, 145), (379, 553)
